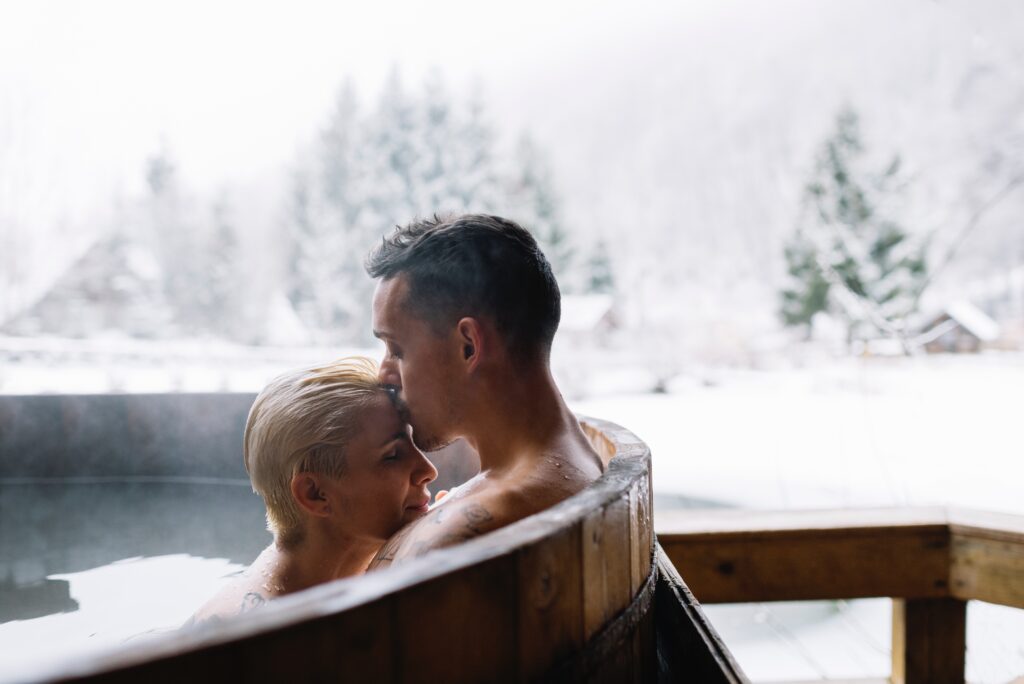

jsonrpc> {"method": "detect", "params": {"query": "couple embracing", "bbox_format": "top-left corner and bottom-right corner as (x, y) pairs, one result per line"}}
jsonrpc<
(192, 213), (603, 622)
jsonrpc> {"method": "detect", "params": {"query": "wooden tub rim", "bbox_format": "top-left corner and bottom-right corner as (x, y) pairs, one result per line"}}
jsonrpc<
(18, 415), (651, 683)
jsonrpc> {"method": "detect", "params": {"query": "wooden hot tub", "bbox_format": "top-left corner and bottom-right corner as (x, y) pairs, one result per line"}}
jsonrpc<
(4, 400), (745, 683)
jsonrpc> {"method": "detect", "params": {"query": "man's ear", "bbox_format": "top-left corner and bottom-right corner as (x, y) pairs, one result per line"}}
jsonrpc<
(290, 473), (331, 518)
(456, 317), (484, 372)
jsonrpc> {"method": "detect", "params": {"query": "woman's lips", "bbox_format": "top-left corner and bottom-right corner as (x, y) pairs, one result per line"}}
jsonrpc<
(406, 499), (430, 515)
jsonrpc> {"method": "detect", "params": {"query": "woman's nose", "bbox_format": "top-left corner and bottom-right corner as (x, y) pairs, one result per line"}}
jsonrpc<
(412, 450), (438, 486)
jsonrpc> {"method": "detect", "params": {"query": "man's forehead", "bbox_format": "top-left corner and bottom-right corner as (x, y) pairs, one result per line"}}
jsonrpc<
(372, 277), (409, 329)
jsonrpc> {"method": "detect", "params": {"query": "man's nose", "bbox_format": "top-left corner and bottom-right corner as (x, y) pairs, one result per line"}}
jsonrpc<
(379, 357), (401, 389)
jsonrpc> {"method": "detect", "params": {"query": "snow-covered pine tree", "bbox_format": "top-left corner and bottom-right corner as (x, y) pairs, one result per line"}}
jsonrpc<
(144, 147), (200, 335)
(203, 193), (245, 339)
(507, 133), (575, 289)
(449, 83), (501, 213)
(585, 240), (616, 295)
(283, 75), (566, 345)
(285, 80), (381, 344)
(780, 107), (927, 343)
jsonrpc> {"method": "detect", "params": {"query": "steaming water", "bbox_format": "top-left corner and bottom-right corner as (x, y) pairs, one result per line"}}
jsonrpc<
(0, 480), (271, 680)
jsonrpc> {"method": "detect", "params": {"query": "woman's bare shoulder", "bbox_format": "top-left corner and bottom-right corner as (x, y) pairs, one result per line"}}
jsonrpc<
(184, 547), (277, 627)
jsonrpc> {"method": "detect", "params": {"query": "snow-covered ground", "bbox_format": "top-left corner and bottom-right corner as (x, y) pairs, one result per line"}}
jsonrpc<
(572, 352), (1024, 514)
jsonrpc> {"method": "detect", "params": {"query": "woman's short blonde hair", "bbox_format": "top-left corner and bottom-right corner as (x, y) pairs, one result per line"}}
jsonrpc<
(244, 356), (385, 545)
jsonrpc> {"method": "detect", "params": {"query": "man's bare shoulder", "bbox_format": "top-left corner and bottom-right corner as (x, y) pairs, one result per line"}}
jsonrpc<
(367, 438), (603, 571)
(368, 491), (506, 569)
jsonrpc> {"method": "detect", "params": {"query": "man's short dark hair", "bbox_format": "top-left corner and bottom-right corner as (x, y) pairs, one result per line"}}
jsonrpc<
(366, 214), (561, 363)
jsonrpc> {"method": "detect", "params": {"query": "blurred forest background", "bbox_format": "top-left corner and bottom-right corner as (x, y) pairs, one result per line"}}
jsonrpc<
(2, 0), (1022, 391)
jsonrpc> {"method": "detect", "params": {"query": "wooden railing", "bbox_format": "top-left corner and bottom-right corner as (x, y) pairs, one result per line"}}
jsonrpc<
(656, 506), (1024, 684)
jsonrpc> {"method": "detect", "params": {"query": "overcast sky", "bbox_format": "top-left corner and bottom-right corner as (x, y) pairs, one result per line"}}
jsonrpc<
(0, 0), (706, 202)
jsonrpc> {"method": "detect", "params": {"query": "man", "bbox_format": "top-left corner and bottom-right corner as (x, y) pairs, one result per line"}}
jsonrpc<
(366, 214), (603, 567)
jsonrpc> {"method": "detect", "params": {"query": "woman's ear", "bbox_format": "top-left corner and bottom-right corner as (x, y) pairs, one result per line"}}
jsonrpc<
(290, 473), (331, 517)
(456, 317), (484, 372)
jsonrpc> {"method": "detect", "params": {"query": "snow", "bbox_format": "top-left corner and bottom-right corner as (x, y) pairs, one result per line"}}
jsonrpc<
(559, 294), (614, 332)
(572, 353), (1024, 514)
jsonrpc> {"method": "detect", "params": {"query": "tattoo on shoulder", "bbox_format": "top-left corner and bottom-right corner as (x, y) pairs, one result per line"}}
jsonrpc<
(240, 592), (267, 613)
(431, 505), (449, 524)
(462, 503), (494, 533)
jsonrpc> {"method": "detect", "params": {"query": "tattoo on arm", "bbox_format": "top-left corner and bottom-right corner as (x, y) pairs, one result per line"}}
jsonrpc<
(239, 592), (266, 613)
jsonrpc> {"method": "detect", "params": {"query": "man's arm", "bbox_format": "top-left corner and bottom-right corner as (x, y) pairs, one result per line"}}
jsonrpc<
(368, 499), (499, 570)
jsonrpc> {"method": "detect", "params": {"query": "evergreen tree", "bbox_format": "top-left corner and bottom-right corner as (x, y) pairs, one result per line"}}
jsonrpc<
(143, 147), (193, 335)
(204, 193), (244, 338)
(585, 240), (616, 295)
(780, 108), (927, 341)
(508, 133), (574, 288)
(285, 73), (512, 344)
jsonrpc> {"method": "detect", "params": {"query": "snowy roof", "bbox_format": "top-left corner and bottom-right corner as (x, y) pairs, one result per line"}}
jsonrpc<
(560, 294), (615, 332)
(929, 300), (1001, 342)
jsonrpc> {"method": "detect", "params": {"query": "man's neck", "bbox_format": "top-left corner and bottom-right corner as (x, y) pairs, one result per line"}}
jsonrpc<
(463, 363), (580, 474)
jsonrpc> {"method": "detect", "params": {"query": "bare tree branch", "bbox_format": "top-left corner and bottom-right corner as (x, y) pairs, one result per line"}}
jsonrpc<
(913, 172), (1024, 308)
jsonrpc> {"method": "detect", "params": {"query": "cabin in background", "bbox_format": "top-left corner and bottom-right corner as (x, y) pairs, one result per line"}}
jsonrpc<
(915, 301), (1000, 354)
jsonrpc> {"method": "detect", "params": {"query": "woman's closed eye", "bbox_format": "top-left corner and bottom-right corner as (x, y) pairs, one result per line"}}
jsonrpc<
(381, 439), (407, 463)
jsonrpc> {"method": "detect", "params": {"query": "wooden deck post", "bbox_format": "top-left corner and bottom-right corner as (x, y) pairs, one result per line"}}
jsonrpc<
(891, 597), (967, 684)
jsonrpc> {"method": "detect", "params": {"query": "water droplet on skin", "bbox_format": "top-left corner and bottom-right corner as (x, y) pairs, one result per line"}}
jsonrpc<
(555, 462), (561, 468)
(563, 475), (570, 480)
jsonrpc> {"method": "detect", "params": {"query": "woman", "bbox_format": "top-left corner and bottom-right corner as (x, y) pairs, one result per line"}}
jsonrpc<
(189, 357), (437, 623)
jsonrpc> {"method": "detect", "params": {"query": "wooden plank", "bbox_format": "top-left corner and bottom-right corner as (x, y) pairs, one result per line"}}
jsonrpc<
(653, 544), (748, 684)
(950, 531), (1024, 609)
(239, 599), (394, 681)
(637, 469), (653, 589)
(631, 601), (656, 684)
(394, 556), (519, 683)
(891, 598), (966, 684)
(582, 495), (633, 641)
(659, 524), (950, 604)
(578, 494), (635, 684)
(629, 482), (643, 596)
(516, 523), (584, 681)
